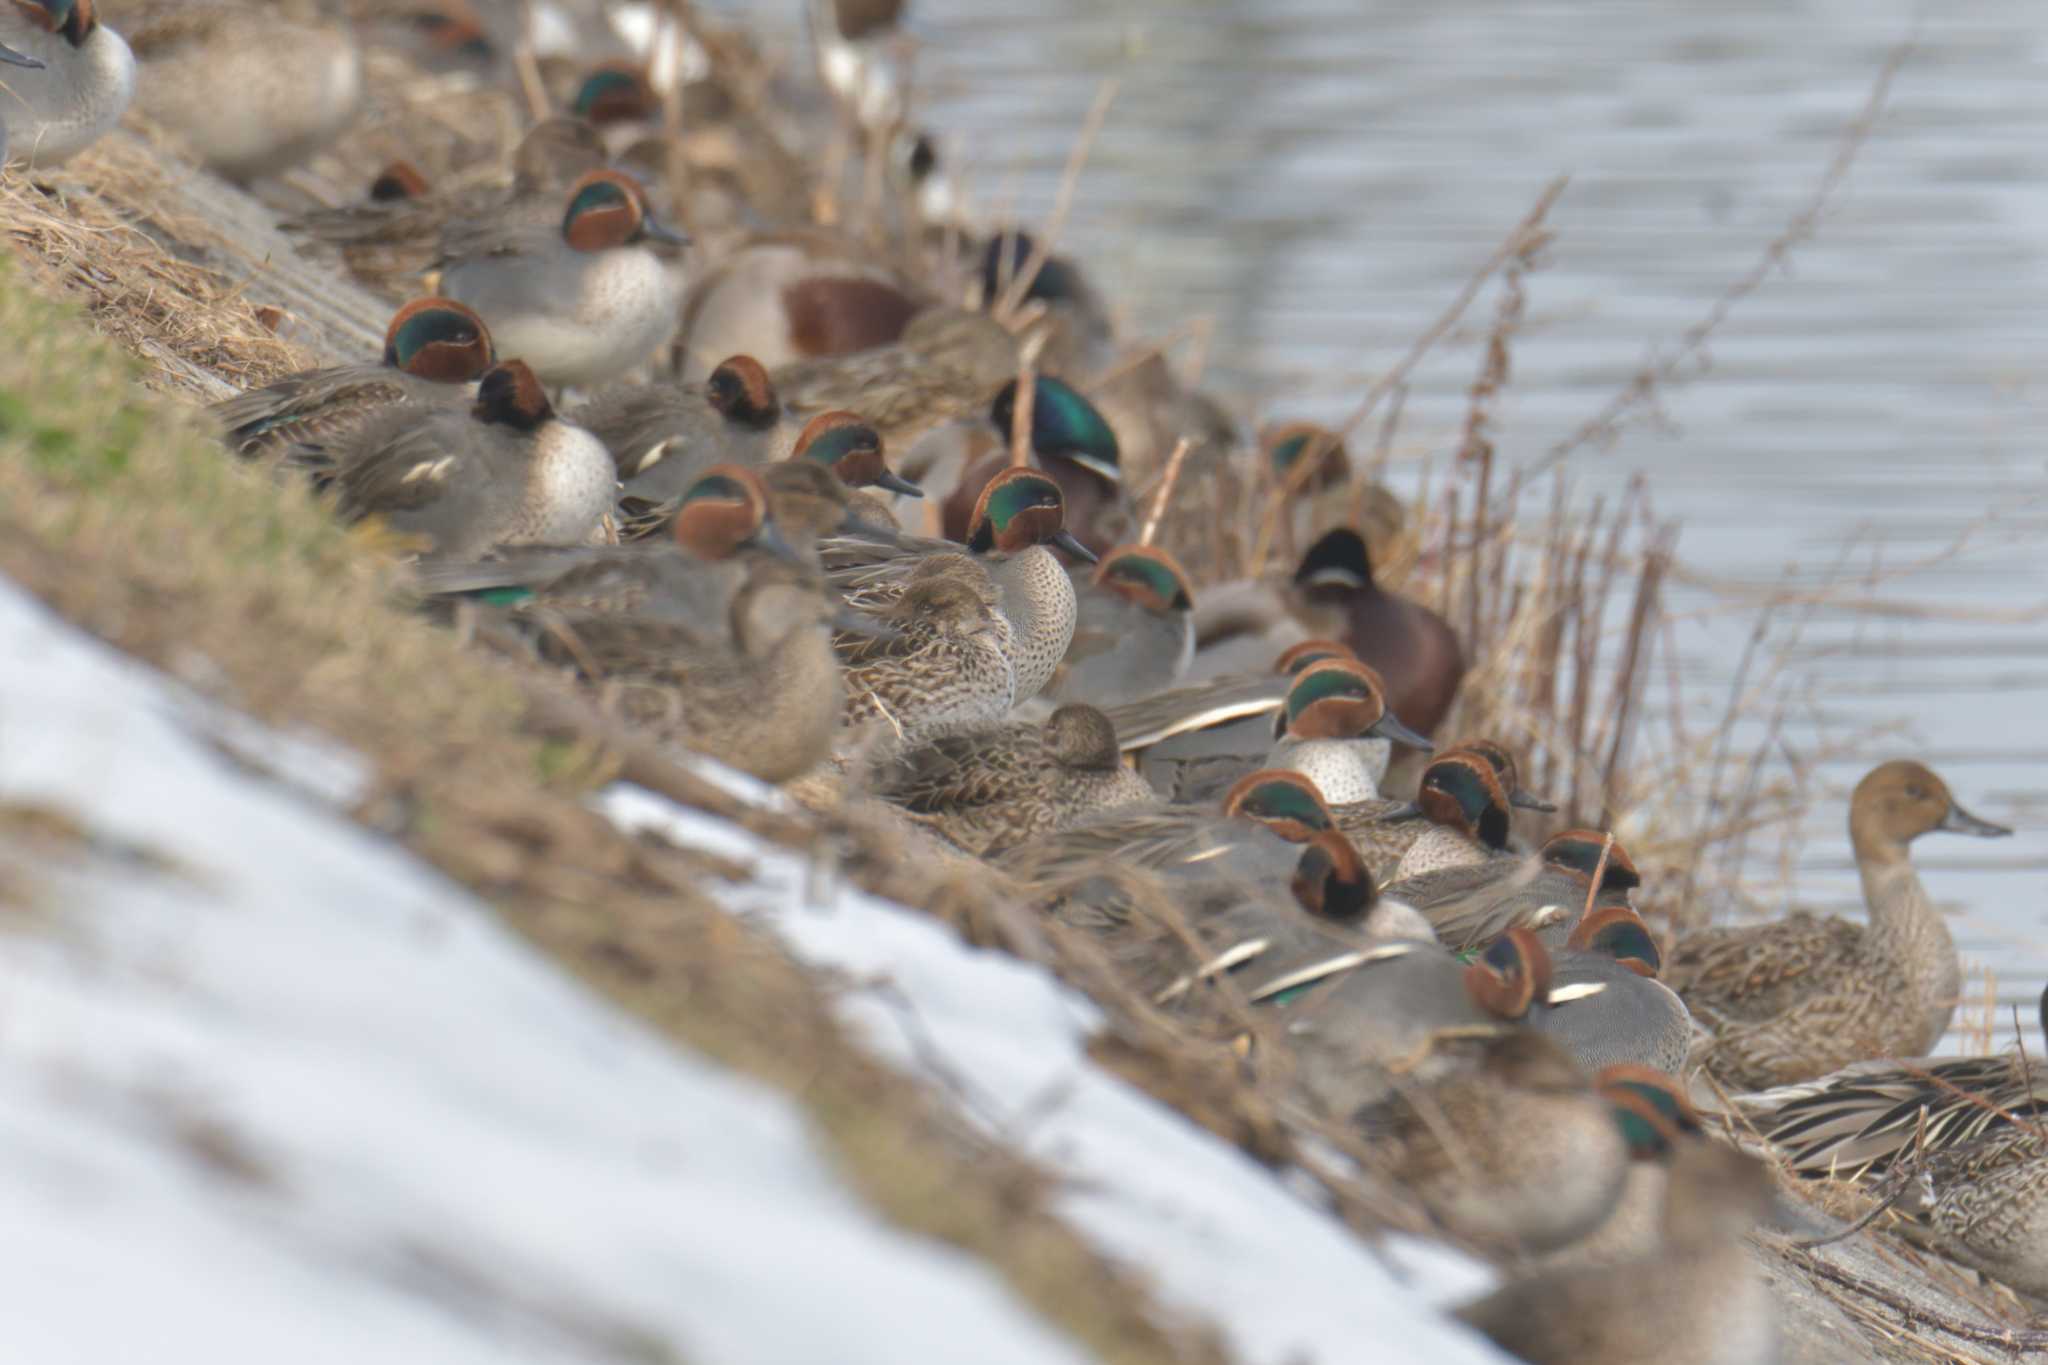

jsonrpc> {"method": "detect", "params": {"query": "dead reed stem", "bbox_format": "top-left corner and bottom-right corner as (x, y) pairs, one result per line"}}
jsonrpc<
(994, 79), (1119, 321)
(1138, 438), (1191, 548)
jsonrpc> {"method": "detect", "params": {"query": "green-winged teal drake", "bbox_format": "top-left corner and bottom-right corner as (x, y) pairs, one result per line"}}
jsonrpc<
(1455, 1138), (1778, 1365)
(439, 168), (688, 388)
(1528, 904), (1693, 1076)
(839, 553), (1016, 756)
(292, 359), (614, 559)
(125, 0), (361, 182)
(1329, 744), (1531, 872)
(1386, 828), (1642, 952)
(1046, 544), (1196, 709)
(213, 298), (495, 460)
(1283, 925), (1548, 1120)
(876, 703), (1155, 856)
(1264, 658), (1434, 805)
(1740, 983), (2048, 1180)
(997, 768), (1338, 895)
(573, 355), (789, 492)
(281, 118), (606, 294)
(0, 0), (132, 168)
(1667, 759), (2010, 1092)
(824, 466), (1095, 702)
(423, 464), (848, 783)
(941, 374), (1129, 556)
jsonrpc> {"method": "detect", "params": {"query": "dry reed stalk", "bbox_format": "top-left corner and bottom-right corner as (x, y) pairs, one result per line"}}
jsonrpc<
(1137, 438), (1191, 548)
(1009, 328), (1046, 467)
(993, 78), (1119, 321)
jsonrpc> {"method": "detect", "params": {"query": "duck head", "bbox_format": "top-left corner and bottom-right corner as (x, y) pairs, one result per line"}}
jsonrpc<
(410, 0), (492, 60)
(703, 356), (780, 431)
(1222, 769), (1334, 843)
(990, 376), (1121, 487)
(1403, 750), (1513, 852)
(1261, 421), (1350, 493)
(1091, 545), (1193, 617)
(1567, 904), (1662, 977)
(1272, 639), (1357, 676)
(1597, 1064), (1696, 1159)
(471, 360), (550, 431)
(12, 0), (95, 45)
(980, 228), (1090, 310)
(384, 297), (495, 382)
(560, 169), (687, 253)
(572, 63), (659, 126)
(672, 464), (802, 565)
(1539, 830), (1641, 897)
(1290, 830), (1374, 923)
(368, 160), (432, 202)
(1849, 759), (2011, 866)
(965, 468), (1095, 563)
(793, 411), (923, 497)
(1463, 926), (1554, 1022)
(1453, 737), (1556, 812)
(1293, 527), (1375, 595)
(1277, 658), (1434, 750)
(1044, 704), (1123, 772)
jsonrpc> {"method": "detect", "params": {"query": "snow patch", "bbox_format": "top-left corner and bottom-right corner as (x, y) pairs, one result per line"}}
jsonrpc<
(0, 579), (1093, 1365)
(604, 784), (1509, 1364)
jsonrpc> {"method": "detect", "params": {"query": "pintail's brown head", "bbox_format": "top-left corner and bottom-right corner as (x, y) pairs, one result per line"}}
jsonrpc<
(1849, 759), (2010, 866)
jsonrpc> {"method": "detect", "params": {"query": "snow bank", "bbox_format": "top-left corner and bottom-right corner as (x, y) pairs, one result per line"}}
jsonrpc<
(603, 787), (1508, 1365)
(0, 579), (1094, 1365)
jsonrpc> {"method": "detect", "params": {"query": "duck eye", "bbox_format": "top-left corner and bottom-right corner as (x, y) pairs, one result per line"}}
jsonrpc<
(1905, 785), (1928, 801)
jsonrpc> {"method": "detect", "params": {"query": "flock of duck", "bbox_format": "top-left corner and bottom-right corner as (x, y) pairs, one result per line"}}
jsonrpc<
(5, 0), (2043, 1359)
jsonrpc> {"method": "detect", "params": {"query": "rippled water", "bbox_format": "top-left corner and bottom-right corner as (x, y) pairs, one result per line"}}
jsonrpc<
(842, 0), (2048, 1050)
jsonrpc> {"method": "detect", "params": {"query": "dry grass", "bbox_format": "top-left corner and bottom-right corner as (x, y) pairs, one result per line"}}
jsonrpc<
(0, 260), (1234, 1365)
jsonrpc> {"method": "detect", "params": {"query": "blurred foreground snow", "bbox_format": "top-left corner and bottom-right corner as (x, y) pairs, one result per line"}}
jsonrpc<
(0, 575), (1502, 1363)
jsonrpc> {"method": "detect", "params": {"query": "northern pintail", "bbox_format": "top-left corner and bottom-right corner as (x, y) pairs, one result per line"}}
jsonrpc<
(1667, 759), (2010, 1091)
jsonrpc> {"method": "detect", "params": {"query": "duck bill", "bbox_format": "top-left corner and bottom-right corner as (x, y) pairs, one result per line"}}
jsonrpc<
(831, 606), (900, 641)
(1050, 530), (1099, 564)
(1510, 789), (1559, 813)
(875, 470), (925, 498)
(1365, 710), (1433, 752)
(642, 216), (691, 248)
(1939, 802), (2012, 838)
(750, 520), (808, 567)
(0, 42), (45, 69)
